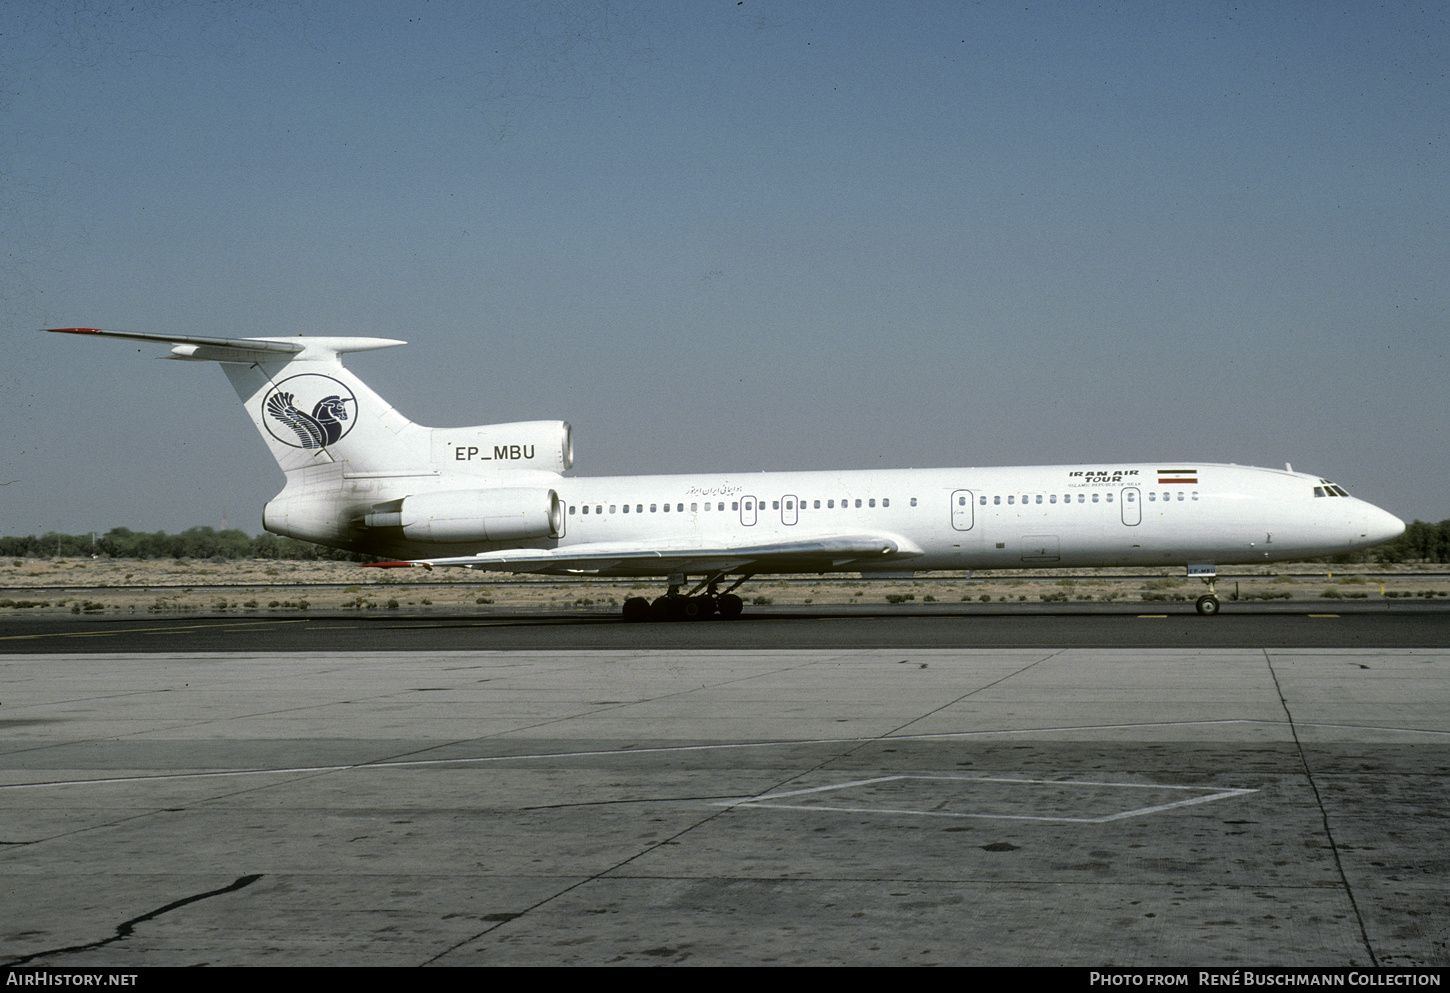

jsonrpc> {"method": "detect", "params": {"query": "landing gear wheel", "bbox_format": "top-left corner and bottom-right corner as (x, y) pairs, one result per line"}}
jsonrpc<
(1196, 595), (1221, 616)
(681, 595), (716, 620)
(650, 595), (683, 621)
(622, 596), (651, 622)
(717, 593), (744, 619)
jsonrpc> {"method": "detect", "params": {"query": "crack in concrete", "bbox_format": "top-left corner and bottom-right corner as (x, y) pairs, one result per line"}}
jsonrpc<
(3, 874), (263, 966)
(1263, 649), (1379, 967)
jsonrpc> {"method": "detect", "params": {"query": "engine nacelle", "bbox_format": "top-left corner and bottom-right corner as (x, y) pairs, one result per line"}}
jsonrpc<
(365, 488), (562, 543)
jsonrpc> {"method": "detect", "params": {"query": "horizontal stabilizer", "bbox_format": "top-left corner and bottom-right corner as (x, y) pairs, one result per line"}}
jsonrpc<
(48, 327), (405, 361)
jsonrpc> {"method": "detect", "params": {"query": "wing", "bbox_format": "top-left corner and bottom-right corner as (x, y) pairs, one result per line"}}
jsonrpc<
(363, 532), (925, 577)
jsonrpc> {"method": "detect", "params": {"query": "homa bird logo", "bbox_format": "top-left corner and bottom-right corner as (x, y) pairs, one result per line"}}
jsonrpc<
(261, 374), (358, 449)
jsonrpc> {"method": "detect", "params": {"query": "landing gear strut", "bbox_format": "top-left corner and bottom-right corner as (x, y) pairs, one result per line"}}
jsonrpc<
(621, 572), (750, 622)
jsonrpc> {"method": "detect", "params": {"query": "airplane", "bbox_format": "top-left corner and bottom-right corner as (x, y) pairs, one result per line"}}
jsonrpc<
(50, 327), (1406, 620)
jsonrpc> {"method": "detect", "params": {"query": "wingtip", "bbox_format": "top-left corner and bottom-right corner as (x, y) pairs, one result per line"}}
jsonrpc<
(47, 327), (104, 334)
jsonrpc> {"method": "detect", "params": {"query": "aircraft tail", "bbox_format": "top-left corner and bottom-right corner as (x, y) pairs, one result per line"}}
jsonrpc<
(50, 328), (426, 475)
(47, 328), (572, 478)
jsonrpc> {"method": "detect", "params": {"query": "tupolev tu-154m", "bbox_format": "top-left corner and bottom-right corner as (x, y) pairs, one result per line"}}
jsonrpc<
(51, 328), (1406, 620)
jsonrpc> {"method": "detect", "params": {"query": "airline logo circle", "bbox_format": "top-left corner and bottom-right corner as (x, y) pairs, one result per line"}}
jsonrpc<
(262, 374), (358, 450)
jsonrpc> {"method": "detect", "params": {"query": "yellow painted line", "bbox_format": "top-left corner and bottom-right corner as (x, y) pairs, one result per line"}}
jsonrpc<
(0, 619), (309, 641)
(1137, 614), (1168, 618)
(1307, 614), (1340, 618)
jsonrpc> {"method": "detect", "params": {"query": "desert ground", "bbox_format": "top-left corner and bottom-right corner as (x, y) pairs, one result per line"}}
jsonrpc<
(2, 556), (1446, 616)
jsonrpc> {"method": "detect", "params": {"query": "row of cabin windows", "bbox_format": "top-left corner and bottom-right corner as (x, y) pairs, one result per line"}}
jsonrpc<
(982, 490), (1200, 506)
(568, 490), (1208, 516)
(568, 497), (898, 515)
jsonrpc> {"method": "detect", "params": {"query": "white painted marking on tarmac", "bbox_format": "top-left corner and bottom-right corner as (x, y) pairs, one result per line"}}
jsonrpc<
(0, 619), (309, 641)
(713, 774), (1259, 823)
(2, 720), (1445, 792)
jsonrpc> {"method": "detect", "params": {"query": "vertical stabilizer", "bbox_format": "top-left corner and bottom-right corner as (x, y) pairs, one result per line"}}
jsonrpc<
(49, 329), (423, 475)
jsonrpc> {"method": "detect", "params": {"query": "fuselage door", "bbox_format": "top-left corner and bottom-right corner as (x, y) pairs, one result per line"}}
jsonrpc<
(781, 495), (799, 526)
(740, 496), (758, 526)
(951, 489), (974, 531)
(1121, 487), (1141, 526)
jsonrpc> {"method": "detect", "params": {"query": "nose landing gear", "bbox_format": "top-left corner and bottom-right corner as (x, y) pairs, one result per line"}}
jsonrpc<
(1189, 562), (1220, 616)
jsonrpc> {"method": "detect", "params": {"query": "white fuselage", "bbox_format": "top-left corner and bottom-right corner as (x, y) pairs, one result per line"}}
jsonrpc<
(323, 462), (1402, 573)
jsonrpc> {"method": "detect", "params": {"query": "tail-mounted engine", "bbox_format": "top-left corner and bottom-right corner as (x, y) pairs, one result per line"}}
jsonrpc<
(365, 488), (563, 542)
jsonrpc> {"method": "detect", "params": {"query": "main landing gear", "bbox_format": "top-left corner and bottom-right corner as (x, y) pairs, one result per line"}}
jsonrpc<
(621, 572), (750, 622)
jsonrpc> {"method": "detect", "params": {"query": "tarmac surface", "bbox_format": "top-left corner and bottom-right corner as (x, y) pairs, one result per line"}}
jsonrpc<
(2, 604), (1448, 966)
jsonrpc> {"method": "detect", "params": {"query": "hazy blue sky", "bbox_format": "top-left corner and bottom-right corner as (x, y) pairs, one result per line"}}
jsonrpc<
(3, 0), (1446, 536)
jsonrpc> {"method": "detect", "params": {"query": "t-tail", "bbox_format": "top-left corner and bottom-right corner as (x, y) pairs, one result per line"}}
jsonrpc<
(48, 329), (571, 554)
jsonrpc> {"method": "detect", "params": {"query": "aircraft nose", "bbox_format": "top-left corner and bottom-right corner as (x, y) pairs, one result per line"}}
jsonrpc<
(1361, 504), (1406, 546)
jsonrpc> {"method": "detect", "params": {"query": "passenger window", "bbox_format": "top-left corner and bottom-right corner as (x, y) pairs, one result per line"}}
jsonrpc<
(994, 496), (1000, 505)
(582, 505), (590, 514)
(596, 505), (602, 514)
(1106, 493), (1113, 503)
(1077, 494), (1085, 503)
(1092, 493), (1099, 503)
(855, 499), (862, 508)
(869, 499), (876, 507)
(827, 500), (835, 508)
(1191, 492), (1198, 501)
(650, 504), (657, 512)
(677, 504), (684, 512)
(731, 502), (738, 510)
(912, 498), (919, 507)
(1035, 495), (1042, 504)
(637, 505), (643, 513)
(978, 496), (985, 505)
(569, 505), (576, 514)
(609, 505), (616, 514)
(1050, 494), (1057, 504)
(1177, 492), (1184, 501)
(882, 498), (889, 507)
(814, 500), (820, 509)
